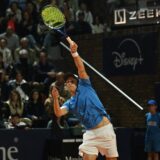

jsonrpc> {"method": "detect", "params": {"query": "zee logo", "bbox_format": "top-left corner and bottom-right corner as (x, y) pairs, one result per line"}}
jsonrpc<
(114, 9), (126, 24)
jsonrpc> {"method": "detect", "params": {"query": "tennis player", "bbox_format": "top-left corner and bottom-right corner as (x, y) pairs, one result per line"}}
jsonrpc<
(52, 41), (118, 160)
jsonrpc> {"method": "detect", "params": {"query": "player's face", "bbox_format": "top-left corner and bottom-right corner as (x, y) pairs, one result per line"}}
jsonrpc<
(65, 77), (77, 94)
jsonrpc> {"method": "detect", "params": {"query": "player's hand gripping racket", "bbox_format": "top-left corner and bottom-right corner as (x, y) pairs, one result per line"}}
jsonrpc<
(41, 4), (73, 45)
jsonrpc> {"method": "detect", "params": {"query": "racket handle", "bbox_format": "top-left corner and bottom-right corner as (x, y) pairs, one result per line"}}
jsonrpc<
(66, 36), (74, 45)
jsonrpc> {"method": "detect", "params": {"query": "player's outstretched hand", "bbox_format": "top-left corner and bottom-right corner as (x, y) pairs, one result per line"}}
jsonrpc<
(70, 41), (78, 54)
(51, 87), (59, 99)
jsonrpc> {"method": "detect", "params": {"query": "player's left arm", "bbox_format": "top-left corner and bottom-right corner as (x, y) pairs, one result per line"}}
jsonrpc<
(69, 41), (89, 79)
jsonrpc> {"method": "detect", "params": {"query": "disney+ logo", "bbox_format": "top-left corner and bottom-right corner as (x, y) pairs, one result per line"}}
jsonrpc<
(112, 38), (144, 71)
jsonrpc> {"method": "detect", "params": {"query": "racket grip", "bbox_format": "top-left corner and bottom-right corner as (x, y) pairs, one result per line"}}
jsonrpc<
(66, 36), (74, 45)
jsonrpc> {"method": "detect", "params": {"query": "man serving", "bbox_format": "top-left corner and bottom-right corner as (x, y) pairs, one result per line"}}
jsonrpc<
(52, 40), (118, 160)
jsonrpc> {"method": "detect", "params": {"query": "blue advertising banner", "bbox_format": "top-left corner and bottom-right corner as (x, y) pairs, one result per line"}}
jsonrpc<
(0, 128), (146, 160)
(0, 129), (50, 160)
(103, 32), (157, 75)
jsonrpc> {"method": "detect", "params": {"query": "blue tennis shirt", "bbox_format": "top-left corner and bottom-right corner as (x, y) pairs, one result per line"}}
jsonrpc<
(62, 78), (108, 129)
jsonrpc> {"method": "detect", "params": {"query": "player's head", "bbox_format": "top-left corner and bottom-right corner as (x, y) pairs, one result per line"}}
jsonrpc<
(64, 73), (78, 95)
(147, 99), (158, 113)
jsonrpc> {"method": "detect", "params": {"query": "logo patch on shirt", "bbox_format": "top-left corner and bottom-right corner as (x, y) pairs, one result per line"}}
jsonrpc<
(148, 121), (157, 126)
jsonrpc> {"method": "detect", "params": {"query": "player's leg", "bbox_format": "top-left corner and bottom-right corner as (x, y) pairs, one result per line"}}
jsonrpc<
(83, 153), (97, 160)
(79, 147), (98, 160)
(98, 124), (118, 160)
(79, 131), (99, 160)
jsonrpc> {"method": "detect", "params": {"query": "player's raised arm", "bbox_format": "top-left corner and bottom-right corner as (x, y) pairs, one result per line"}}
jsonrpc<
(69, 41), (89, 79)
(51, 87), (68, 117)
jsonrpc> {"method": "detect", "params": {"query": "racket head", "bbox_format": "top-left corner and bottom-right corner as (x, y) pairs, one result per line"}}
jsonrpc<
(41, 5), (66, 30)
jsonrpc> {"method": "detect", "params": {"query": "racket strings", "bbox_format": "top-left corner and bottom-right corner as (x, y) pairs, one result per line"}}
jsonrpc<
(41, 6), (65, 29)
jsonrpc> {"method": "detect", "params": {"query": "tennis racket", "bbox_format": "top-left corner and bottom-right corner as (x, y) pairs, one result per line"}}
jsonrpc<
(41, 4), (73, 45)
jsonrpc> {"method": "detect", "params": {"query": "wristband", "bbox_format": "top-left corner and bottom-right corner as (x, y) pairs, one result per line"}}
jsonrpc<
(71, 52), (79, 57)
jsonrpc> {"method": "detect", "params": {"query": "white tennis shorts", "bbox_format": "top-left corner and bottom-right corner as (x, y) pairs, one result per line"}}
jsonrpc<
(79, 123), (119, 158)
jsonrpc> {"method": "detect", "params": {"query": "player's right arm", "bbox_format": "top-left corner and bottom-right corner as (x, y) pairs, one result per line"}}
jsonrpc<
(68, 41), (89, 79)
(51, 87), (68, 117)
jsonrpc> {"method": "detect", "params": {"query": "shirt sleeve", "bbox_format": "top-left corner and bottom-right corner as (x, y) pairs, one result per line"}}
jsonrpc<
(61, 99), (70, 111)
(145, 113), (149, 120)
(79, 78), (92, 86)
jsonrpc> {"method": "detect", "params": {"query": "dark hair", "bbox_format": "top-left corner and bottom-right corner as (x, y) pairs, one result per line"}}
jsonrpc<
(39, 51), (48, 57)
(39, 0), (58, 9)
(78, 11), (85, 17)
(15, 70), (23, 78)
(64, 72), (78, 82)
(64, 73), (79, 87)
(29, 89), (41, 102)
